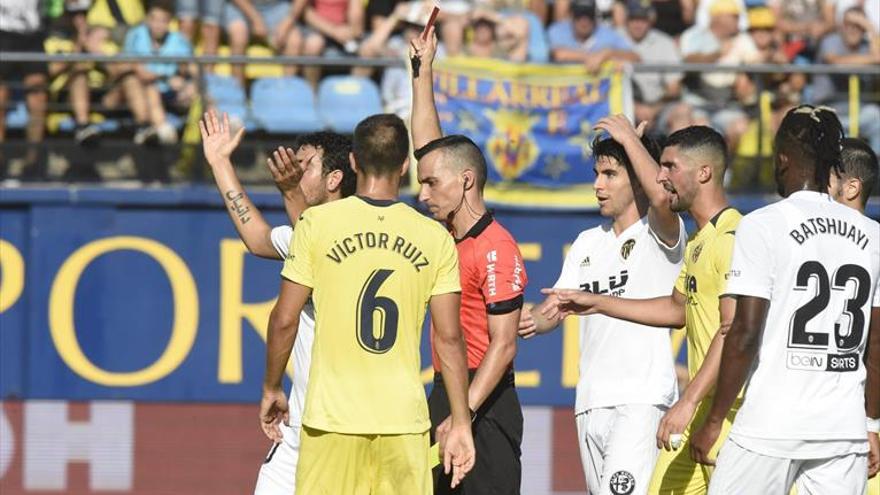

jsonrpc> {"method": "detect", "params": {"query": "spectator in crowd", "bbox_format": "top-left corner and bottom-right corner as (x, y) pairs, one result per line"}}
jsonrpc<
(655, 101), (710, 136)
(460, 10), (529, 61)
(768, 0), (835, 61)
(548, 0), (639, 72)
(694, 0), (748, 31)
(0, 0), (49, 178)
(358, 1), (431, 118)
(650, 0), (696, 39)
(618, 0), (683, 123)
(365, 0), (402, 31)
(225, 0), (305, 82)
(437, 1), (533, 62)
(296, 0), (366, 84)
(177, 0), (223, 73)
(735, 8), (805, 109)
(46, 6), (157, 145)
(812, 6), (880, 153)
(835, 0), (879, 29)
(86, 0), (145, 44)
(124, 0), (195, 144)
(680, 0), (758, 149)
(553, 0), (615, 24)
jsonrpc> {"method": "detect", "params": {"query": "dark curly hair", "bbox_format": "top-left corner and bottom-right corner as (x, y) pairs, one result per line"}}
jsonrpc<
(296, 132), (356, 197)
(775, 105), (844, 192)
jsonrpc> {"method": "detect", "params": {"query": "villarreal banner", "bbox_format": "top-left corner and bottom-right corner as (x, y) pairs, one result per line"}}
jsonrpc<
(432, 57), (632, 207)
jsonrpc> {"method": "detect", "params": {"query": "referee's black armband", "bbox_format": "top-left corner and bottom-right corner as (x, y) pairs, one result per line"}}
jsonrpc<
(486, 295), (524, 315)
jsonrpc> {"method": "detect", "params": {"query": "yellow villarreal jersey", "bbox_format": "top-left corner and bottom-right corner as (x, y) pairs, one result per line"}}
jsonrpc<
(281, 196), (460, 435)
(674, 207), (742, 381)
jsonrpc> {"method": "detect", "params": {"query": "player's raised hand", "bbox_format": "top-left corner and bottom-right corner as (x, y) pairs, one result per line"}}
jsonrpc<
(656, 398), (697, 451)
(518, 305), (538, 339)
(259, 386), (290, 443)
(409, 25), (438, 67)
(868, 431), (879, 478)
(443, 422), (475, 489)
(689, 417), (722, 466)
(594, 114), (645, 145)
(540, 288), (599, 317)
(267, 146), (305, 193)
(199, 110), (245, 166)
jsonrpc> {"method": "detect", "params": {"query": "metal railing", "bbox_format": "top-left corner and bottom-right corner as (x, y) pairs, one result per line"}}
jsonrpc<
(3, 51), (880, 75)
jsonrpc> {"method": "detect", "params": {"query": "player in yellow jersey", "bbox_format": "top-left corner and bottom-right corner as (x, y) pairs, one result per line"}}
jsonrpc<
(537, 120), (741, 494)
(829, 138), (880, 490)
(260, 114), (476, 494)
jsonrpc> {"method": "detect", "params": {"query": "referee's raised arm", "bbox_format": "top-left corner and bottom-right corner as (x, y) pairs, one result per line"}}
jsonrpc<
(410, 26), (443, 150)
(594, 115), (680, 246)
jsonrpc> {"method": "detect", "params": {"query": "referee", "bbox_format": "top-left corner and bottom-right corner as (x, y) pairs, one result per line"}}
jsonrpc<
(411, 28), (528, 495)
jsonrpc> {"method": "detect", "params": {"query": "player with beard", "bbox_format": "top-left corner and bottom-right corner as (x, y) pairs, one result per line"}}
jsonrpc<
(537, 121), (742, 494)
(522, 116), (686, 495)
(200, 110), (356, 494)
(410, 26), (528, 495)
(691, 105), (879, 494)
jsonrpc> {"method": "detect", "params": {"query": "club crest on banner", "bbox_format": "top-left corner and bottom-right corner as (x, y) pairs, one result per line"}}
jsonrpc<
(485, 109), (540, 180)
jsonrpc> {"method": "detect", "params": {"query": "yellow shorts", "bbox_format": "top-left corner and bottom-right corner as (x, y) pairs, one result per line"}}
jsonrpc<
(648, 400), (739, 495)
(868, 474), (879, 495)
(296, 426), (431, 495)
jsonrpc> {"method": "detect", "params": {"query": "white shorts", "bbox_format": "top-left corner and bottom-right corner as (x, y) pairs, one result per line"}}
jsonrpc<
(576, 404), (664, 495)
(708, 438), (868, 495)
(254, 423), (301, 495)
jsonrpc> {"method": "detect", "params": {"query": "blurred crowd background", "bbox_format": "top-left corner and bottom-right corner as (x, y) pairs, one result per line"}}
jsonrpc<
(0, 0), (878, 189)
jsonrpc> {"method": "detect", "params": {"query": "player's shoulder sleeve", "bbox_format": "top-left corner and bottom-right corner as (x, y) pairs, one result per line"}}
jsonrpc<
(270, 225), (294, 259)
(280, 210), (316, 288)
(479, 224), (527, 314)
(674, 260), (688, 296)
(710, 214), (740, 277)
(647, 215), (687, 263)
(555, 230), (590, 289)
(430, 225), (461, 296)
(723, 209), (775, 300)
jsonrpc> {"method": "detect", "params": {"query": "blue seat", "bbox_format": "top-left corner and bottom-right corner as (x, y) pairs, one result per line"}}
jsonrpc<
(317, 76), (382, 133)
(251, 77), (323, 133)
(6, 101), (28, 130)
(203, 74), (250, 126)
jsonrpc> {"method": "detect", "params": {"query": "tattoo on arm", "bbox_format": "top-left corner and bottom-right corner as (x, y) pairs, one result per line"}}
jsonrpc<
(225, 190), (251, 224)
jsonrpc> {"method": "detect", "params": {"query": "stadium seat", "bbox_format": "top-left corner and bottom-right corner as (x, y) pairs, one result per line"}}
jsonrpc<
(317, 76), (383, 133)
(6, 101), (29, 130)
(251, 77), (324, 133)
(203, 74), (252, 128)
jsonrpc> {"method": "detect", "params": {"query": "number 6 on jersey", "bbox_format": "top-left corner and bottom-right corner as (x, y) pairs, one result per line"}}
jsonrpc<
(357, 269), (399, 353)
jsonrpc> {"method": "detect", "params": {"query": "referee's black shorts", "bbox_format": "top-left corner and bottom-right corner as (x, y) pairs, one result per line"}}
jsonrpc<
(429, 369), (523, 495)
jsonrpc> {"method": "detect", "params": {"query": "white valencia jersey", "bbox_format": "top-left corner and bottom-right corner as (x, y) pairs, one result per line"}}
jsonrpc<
(270, 226), (315, 429)
(556, 217), (685, 413)
(724, 191), (880, 446)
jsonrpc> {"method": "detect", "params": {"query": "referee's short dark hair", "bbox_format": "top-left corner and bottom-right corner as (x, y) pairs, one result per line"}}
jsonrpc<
(414, 135), (488, 190)
(353, 114), (410, 178)
(296, 132), (356, 197)
(841, 137), (878, 203)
